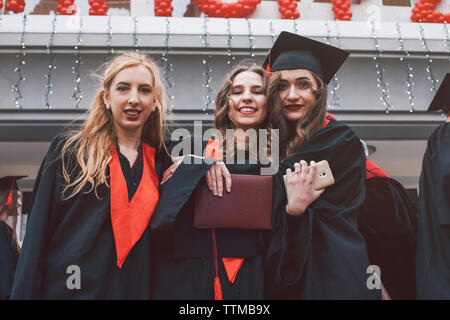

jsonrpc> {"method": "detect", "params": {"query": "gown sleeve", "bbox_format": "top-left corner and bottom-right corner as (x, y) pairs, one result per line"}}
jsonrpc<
(10, 135), (63, 299)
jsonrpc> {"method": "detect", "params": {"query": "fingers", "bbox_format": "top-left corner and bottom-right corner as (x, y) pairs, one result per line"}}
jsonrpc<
(220, 162), (232, 193)
(215, 162), (224, 197)
(294, 162), (301, 174)
(208, 165), (217, 196)
(206, 170), (212, 191)
(299, 161), (308, 180)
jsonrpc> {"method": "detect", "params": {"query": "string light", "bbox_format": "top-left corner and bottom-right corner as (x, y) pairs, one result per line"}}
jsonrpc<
(246, 18), (256, 62)
(72, 16), (83, 109)
(370, 19), (393, 113)
(268, 20), (276, 45)
(12, 14), (27, 109)
(132, 16), (139, 53)
(293, 19), (299, 35)
(324, 21), (342, 109)
(394, 21), (416, 113)
(226, 18), (235, 69)
(162, 17), (175, 112)
(443, 22), (450, 62)
(44, 14), (57, 109)
(418, 22), (438, 93)
(106, 14), (114, 60)
(201, 15), (213, 114)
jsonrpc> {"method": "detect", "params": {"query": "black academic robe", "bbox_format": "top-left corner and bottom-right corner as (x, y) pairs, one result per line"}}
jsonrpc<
(10, 134), (168, 299)
(357, 177), (417, 299)
(149, 155), (267, 300)
(416, 122), (450, 299)
(265, 119), (381, 300)
(0, 220), (20, 300)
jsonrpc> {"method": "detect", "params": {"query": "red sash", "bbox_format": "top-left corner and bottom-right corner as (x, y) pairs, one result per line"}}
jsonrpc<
(109, 143), (159, 268)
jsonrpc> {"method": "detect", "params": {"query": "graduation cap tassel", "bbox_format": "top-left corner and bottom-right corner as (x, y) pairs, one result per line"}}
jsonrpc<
(212, 229), (223, 300)
(5, 177), (15, 207)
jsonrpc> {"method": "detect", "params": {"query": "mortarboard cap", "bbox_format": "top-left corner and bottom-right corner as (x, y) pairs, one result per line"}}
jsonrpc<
(0, 176), (26, 207)
(427, 73), (450, 112)
(263, 31), (349, 84)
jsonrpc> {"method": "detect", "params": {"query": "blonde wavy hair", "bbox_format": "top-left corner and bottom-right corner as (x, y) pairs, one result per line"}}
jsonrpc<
(213, 63), (272, 160)
(267, 70), (327, 161)
(61, 52), (167, 199)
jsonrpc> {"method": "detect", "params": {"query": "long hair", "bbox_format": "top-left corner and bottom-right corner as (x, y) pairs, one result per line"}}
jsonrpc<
(267, 70), (327, 161)
(0, 190), (20, 252)
(213, 63), (271, 160)
(61, 52), (167, 200)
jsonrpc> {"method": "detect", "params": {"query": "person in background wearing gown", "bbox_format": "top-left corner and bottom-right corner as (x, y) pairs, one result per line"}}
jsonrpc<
(416, 73), (450, 299)
(0, 176), (24, 300)
(11, 52), (171, 299)
(262, 32), (380, 299)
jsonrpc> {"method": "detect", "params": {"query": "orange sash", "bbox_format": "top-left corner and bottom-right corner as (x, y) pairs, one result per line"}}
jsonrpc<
(109, 143), (159, 268)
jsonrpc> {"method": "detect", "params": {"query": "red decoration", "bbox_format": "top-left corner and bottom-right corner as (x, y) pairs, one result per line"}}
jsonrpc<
(192, 0), (263, 18)
(331, 0), (352, 21)
(0, 0), (3, 10)
(56, 0), (76, 15)
(89, 0), (109, 15)
(277, 0), (300, 19)
(154, 0), (174, 16)
(5, 0), (26, 13)
(411, 0), (449, 23)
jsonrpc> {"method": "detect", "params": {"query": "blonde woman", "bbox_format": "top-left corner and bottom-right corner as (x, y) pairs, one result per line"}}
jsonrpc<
(11, 53), (170, 299)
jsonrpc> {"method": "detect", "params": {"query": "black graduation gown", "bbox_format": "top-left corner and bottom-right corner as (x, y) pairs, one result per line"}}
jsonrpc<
(10, 134), (168, 299)
(149, 156), (267, 300)
(416, 122), (450, 299)
(357, 176), (417, 299)
(264, 119), (381, 300)
(0, 220), (20, 300)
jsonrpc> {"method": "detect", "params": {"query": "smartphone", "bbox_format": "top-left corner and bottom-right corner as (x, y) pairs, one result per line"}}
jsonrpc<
(312, 160), (335, 190)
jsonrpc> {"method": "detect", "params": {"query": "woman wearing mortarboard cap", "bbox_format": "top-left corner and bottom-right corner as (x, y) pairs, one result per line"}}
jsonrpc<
(416, 73), (450, 299)
(0, 176), (24, 299)
(262, 32), (380, 299)
(10, 53), (172, 299)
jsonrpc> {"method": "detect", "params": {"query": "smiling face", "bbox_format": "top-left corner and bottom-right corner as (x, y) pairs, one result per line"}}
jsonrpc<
(227, 71), (267, 130)
(278, 69), (319, 123)
(104, 65), (156, 137)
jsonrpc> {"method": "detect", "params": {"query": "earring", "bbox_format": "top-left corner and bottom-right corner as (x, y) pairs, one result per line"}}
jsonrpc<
(106, 103), (111, 110)
(152, 106), (157, 112)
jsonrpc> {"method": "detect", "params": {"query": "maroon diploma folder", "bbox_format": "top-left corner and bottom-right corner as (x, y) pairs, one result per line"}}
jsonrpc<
(193, 174), (273, 230)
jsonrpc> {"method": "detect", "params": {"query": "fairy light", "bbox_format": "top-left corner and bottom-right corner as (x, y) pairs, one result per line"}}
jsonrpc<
(106, 14), (114, 60)
(418, 22), (438, 93)
(246, 18), (256, 62)
(44, 14), (57, 109)
(370, 19), (393, 113)
(72, 16), (83, 109)
(443, 22), (450, 61)
(201, 15), (213, 113)
(132, 16), (139, 53)
(268, 20), (276, 45)
(293, 19), (300, 35)
(162, 17), (175, 112)
(324, 20), (342, 110)
(12, 14), (27, 109)
(226, 18), (235, 69)
(394, 21), (416, 113)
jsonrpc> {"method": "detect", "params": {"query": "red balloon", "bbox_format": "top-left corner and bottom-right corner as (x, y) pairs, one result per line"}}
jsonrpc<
(155, 8), (164, 16)
(293, 11), (300, 19)
(8, 0), (18, 9)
